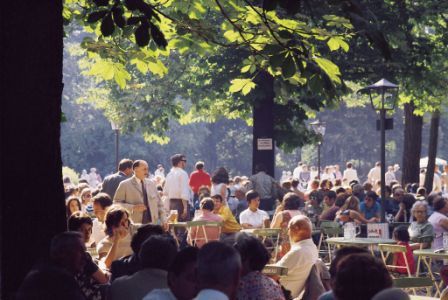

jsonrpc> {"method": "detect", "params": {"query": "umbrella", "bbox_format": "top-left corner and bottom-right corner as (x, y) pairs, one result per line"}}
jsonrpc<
(419, 156), (447, 168)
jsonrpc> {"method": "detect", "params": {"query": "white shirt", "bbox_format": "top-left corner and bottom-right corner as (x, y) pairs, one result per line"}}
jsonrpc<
(154, 168), (165, 179)
(293, 166), (302, 180)
(194, 289), (228, 300)
(163, 167), (190, 201)
(91, 218), (106, 245)
(239, 208), (269, 228)
(343, 168), (358, 184)
(275, 238), (318, 298)
(368, 166), (381, 184)
(433, 173), (442, 193)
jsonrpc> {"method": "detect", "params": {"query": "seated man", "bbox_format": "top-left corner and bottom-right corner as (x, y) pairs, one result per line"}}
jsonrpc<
(360, 191), (381, 223)
(212, 194), (241, 241)
(275, 215), (318, 299)
(108, 235), (178, 300)
(239, 190), (270, 229)
(188, 197), (223, 248)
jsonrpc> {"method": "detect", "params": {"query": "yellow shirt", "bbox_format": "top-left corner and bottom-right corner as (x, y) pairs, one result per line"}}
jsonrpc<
(218, 206), (241, 233)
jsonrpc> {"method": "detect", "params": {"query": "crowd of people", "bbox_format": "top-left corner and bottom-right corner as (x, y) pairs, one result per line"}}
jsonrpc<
(16, 155), (448, 299)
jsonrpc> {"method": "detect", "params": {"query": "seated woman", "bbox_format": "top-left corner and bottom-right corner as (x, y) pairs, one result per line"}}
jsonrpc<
(68, 212), (109, 299)
(359, 191), (381, 223)
(97, 206), (136, 269)
(234, 233), (285, 300)
(271, 192), (304, 259)
(188, 197), (223, 248)
(408, 200), (434, 250)
(66, 196), (82, 219)
(335, 196), (371, 224)
(212, 194), (241, 241)
(239, 190), (270, 229)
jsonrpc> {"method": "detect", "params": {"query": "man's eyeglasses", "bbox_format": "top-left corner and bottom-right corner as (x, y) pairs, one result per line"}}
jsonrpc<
(181, 159), (187, 162)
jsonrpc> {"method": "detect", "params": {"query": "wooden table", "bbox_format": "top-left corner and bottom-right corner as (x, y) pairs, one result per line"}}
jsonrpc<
(326, 237), (395, 254)
(414, 249), (448, 297)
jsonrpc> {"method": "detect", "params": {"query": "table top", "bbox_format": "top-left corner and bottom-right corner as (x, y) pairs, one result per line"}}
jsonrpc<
(326, 237), (396, 245)
(414, 248), (448, 259)
(168, 222), (187, 228)
(410, 296), (439, 300)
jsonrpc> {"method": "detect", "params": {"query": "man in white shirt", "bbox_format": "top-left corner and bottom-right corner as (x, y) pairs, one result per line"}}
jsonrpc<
(385, 165), (396, 186)
(239, 190), (269, 229)
(343, 162), (359, 185)
(275, 215), (318, 298)
(368, 162), (381, 187)
(293, 162), (303, 180)
(163, 154), (191, 221)
(195, 242), (241, 300)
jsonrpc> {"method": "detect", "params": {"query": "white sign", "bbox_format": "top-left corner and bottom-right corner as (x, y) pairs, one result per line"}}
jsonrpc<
(257, 138), (273, 150)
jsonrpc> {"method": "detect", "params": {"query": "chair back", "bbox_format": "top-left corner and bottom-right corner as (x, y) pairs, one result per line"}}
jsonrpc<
(252, 228), (281, 262)
(186, 221), (222, 248)
(263, 264), (288, 276)
(378, 244), (412, 277)
(414, 235), (434, 249)
(392, 276), (433, 289)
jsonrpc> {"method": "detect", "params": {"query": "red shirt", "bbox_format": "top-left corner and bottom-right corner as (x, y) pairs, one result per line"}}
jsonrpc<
(189, 170), (211, 194)
(395, 241), (415, 274)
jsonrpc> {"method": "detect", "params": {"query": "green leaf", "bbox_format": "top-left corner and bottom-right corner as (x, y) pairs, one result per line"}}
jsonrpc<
(229, 78), (256, 95)
(223, 30), (240, 42)
(281, 55), (296, 78)
(327, 36), (349, 52)
(147, 60), (168, 77)
(313, 57), (341, 84)
(241, 65), (251, 73)
(269, 52), (286, 68)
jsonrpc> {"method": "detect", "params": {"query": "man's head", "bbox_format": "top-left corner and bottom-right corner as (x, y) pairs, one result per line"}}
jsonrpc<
(288, 215), (312, 243)
(168, 247), (199, 300)
(50, 232), (86, 274)
(346, 162), (353, 169)
(132, 160), (149, 180)
(200, 197), (215, 212)
(211, 194), (224, 211)
(92, 193), (113, 222)
(67, 212), (93, 243)
(364, 191), (378, 208)
(394, 164), (400, 172)
(433, 196), (448, 214)
(171, 154), (187, 169)
(195, 161), (204, 170)
(139, 235), (178, 270)
(131, 224), (164, 254)
(310, 180), (320, 190)
(197, 242), (242, 298)
(118, 158), (133, 176)
(324, 190), (337, 207)
(245, 190), (260, 209)
(283, 192), (304, 210)
(393, 188), (405, 203)
(375, 161), (381, 167)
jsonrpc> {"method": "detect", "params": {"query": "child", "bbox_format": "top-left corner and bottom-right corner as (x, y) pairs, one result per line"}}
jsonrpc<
(392, 225), (415, 275)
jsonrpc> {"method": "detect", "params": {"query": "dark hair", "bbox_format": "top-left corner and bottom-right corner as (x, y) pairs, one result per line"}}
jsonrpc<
(200, 197), (215, 211)
(428, 192), (442, 207)
(131, 224), (164, 254)
(211, 194), (223, 203)
(234, 233), (270, 272)
(245, 190), (259, 203)
(346, 162), (353, 168)
(254, 163), (267, 173)
(393, 225), (410, 242)
(283, 192), (303, 210)
(291, 179), (299, 188)
(385, 185), (392, 195)
(433, 196), (446, 212)
(50, 232), (83, 259)
(329, 246), (369, 277)
(309, 190), (324, 205)
(335, 193), (349, 207)
(211, 167), (230, 184)
(401, 193), (416, 210)
(139, 235), (178, 269)
(92, 193), (113, 209)
(333, 253), (392, 300)
(67, 211), (92, 231)
(326, 190), (337, 201)
(66, 196), (82, 218)
(104, 206), (129, 236)
(195, 161), (204, 170)
(118, 158), (133, 171)
(335, 187), (346, 195)
(169, 247), (199, 275)
(171, 154), (186, 166)
(365, 191), (378, 202)
(320, 179), (333, 190)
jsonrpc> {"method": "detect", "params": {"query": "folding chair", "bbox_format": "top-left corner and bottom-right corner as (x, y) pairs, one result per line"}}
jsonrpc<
(262, 264), (288, 276)
(392, 277), (433, 296)
(414, 235), (434, 275)
(317, 221), (342, 263)
(186, 221), (222, 248)
(252, 228), (281, 262)
(378, 244), (413, 277)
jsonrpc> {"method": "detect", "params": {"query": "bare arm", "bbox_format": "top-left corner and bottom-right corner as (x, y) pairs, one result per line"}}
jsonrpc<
(270, 212), (283, 228)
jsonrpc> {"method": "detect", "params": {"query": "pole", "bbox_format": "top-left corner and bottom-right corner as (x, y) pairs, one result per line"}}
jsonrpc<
(317, 141), (321, 179)
(380, 109), (386, 223)
(115, 129), (119, 171)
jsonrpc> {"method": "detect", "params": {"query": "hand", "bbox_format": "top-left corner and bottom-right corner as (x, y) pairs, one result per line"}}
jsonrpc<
(181, 211), (187, 220)
(399, 202), (406, 210)
(162, 223), (169, 231)
(134, 204), (147, 212)
(112, 226), (128, 242)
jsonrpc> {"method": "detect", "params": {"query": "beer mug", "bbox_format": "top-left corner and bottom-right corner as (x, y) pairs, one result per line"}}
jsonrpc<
(169, 210), (178, 223)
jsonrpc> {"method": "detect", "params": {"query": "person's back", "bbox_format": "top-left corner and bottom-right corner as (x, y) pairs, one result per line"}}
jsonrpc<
(189, 198), (223, 248)
(108, 235), (177, 300)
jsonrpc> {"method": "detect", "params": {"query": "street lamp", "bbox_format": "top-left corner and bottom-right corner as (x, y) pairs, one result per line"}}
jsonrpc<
(358, 78), (399, 222)
(110, 121), (120, 171)
(310, 120), (326, 179)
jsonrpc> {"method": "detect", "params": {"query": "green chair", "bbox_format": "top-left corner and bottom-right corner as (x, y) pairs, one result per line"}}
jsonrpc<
(262, 264), (288, 276)
(318, 221), (342, 263)
(186, 221), (222, 247)
(392, 276), (433, 296)
(252, 228), (281, 262)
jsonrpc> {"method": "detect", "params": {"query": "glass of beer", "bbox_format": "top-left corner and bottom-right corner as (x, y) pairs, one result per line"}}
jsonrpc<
(169, 210), (178, 223)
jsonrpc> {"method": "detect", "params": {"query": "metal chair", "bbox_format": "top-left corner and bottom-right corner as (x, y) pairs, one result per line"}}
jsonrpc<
(392, 277), (433, 296)
(186, 221), (222, 248)
(252, 228), (281, 262)
(378, 244), (413, 277)
(317, 221), (342, 263)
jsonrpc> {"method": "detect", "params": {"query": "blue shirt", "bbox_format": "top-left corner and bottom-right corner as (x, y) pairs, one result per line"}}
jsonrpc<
(360, 202), (381, 219)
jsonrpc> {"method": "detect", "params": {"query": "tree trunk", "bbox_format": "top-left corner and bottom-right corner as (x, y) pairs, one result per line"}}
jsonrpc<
(424, 110), (440, 192)
(1, 1), (66, 298)
(252, 71), (275, 177)
(402, 101), (423, 186)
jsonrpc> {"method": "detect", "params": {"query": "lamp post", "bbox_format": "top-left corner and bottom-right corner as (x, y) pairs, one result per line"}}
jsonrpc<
(110, 121), (120, 171)
(310, 120), (326, 179)
(358, 79), (399, 222)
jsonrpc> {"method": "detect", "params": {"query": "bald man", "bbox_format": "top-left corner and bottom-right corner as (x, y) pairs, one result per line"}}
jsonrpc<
(274, 215), (318, 298)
